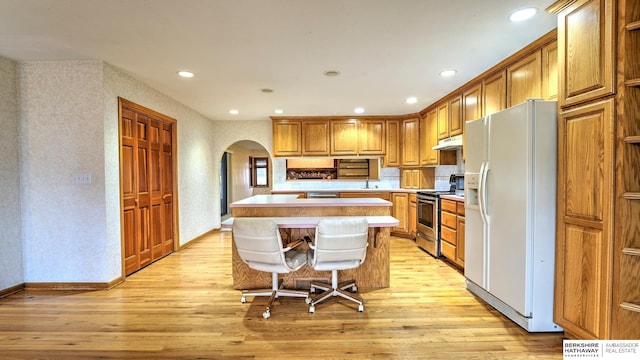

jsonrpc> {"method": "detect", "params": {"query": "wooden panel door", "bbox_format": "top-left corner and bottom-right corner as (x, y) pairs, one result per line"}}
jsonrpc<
(482, 70), (507, 116)
(507, 50), (542, 107)
(448, 95), (463, 137)
(554, 99), (614, 339)
(358, 119), (385, 155)
(391, 192), (409, 234)
(542, 41), (559, 100)
(436, 102), (449, 140)
(462, 83), (482, 162)
(384, 119), (401, 167)
(301, 120), (330, 156)
(272, 120), (301, 156)
(554, 0), (615, 108)
(420, 109), (438, 166)
(120, 98), (176, 276)
(330, 119), (358, 156)
(401, 118), (419, 166)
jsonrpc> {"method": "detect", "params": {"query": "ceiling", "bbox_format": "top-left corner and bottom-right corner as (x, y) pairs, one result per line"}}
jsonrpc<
(0, 0), (558, 121)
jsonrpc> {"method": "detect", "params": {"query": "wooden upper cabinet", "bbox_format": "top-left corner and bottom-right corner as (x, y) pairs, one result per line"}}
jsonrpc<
(463, 83), (483, 121)
(301, 120), (330, 156)
(358, 119), (385, 155)
(384, 119), (401, 167)
(420, 110), (438, 166)
(401, 117), (420, 167)
(436, 102), (449, 140)
(448, 95), (463, 137)
(553, 0), (615, 108)
(462, 83), (482, 162)
(507, 50), (542, 107)
(482, 70), (507, 116)
(272, 119), (301, 157)
(542, 41), (559, 101)
(330, 119), (359, 156)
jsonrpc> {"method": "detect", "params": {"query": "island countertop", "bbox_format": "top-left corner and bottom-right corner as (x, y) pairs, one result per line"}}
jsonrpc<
(230, 194), (392, 208)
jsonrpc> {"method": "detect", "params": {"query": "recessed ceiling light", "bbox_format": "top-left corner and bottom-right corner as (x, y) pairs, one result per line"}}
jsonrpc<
(177, 71), (194, 78)
(406, 97), (418, 104)
(509, 7), (537, 22)
(354, 107), (365, 114)
(440, 69), (457, 77)
(323, 70), (340, 77)
(274, 109), (284, 114)
(229, 109), (239, 115)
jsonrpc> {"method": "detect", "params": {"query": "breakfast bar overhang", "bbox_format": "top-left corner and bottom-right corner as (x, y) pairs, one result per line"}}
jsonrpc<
(227, 195), (399, 290)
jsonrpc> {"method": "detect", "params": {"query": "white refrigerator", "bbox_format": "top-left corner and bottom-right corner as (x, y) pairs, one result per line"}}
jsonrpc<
(464, 99), (562, 332)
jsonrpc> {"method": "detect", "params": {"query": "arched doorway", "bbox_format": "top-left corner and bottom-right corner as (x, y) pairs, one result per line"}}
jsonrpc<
(220, 140), (270, 221)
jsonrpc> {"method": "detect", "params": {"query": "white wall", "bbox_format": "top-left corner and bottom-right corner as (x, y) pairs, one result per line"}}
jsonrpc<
(0, 56), (23, 289)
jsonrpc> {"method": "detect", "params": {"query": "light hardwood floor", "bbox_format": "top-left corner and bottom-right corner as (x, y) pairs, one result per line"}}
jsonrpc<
(0, 232), (564, 359)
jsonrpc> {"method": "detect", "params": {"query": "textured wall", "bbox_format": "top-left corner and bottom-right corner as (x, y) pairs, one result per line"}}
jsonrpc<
(9, 59), (277, 285)
(0, 56), (24, 289)
(19, 61), (108, 282)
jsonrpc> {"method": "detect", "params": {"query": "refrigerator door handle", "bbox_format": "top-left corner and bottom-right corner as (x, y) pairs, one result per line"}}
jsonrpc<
(479, 160), (490, 224)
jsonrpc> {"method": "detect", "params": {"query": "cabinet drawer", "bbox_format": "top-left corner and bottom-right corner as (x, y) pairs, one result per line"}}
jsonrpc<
(441, 240), (456, 260)
(441, 199), (457, 213)
(441, 211), (457, 229)
(457, 202), (465, 216)
(441, 225), (457, 245)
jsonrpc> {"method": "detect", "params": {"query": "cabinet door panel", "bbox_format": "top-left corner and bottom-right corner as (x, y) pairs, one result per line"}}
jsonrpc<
(456, 216), (465, 266)
(507, 50), (542, 107)
(359, 119), (385, 155)
(330, 120), (359, 155)
(272, 120), (301, 156)
(401, 118), (420, 166)
(437, 102), (449, 140)
(384, 120), (401, 167)
(482, 70), (506, 116)
(542, 41), (559, 101)
(555, 99), (614, 339)
(302, 120), (330, 156)
(557, 0), (615, 107)
(449, 95), (463, 137)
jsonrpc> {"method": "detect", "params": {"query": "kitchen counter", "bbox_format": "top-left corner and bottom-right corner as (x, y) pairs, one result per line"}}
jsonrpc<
(231, 194), (392, 208)
(230, 194), (396, 290)
(271, 188), (418, 194)
(440, 194), (464, 202)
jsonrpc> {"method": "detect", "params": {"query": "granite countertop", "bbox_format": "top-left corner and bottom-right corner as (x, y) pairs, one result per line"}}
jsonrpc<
(230, 194), (393, 208)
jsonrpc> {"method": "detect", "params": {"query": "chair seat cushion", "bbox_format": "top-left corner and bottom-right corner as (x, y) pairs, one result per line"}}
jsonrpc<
(308, 251), (361, 271)
(285, 250), (307, 269)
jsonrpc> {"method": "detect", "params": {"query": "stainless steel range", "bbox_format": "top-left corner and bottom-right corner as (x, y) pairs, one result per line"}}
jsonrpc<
(415, 189), (454, 257)
(415, 174), (464, 257)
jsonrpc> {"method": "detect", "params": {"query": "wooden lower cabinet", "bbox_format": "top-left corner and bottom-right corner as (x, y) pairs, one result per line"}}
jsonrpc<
(409, 193), (417, 237)
(440, 198), (464, 268)
(391, 192), (410, 238)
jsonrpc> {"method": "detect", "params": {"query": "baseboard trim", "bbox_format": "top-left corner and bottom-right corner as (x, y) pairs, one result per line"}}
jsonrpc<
(178, 228), (220, 251)
(24, 282), (111, 291)
(0, 283), (25, 298)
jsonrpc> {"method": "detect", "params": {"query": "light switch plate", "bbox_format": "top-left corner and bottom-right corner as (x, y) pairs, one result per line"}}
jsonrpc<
(72, 173), (92, 185)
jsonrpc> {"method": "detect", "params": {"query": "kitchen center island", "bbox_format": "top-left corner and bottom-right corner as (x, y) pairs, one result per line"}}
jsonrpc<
(228, 195), (398, 290)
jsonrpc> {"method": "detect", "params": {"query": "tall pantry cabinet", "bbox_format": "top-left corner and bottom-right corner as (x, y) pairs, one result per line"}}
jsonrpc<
(549, 0), (640, 340)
